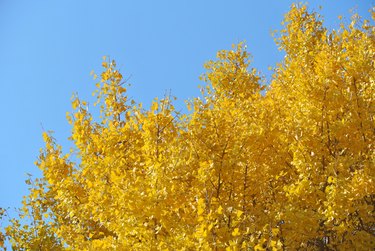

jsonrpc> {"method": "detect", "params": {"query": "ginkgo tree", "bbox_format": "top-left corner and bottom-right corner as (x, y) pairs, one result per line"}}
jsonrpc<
(1, 4), (374, 250)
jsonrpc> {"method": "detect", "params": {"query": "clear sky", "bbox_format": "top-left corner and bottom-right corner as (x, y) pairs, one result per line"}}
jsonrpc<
(0, 0), (372, 218)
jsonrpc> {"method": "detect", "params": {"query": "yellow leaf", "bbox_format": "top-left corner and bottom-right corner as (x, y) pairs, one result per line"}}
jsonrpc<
(271, 227), (279, 236)
(232, 228), (240, 236)
(236, 209), (243, 218)
(217, 206), (223, 214)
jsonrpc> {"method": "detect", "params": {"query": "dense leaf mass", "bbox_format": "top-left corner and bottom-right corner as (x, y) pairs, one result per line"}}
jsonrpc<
(1, 4), (374, 250)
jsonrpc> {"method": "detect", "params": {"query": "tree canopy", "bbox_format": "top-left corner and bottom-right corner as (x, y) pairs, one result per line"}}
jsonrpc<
(1, 4), (374, 250)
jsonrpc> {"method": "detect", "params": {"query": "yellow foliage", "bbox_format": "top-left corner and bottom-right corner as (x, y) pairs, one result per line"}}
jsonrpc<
(1, 3), (374, 250)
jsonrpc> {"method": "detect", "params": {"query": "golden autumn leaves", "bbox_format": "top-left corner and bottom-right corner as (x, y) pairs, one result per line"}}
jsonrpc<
(2, 4), (375, 250)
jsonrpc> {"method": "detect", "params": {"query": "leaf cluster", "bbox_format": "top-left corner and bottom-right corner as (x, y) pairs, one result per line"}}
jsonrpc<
(1, 4), (374, 250)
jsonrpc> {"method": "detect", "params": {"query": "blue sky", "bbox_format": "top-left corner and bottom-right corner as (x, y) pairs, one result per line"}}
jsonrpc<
(0, 0), (372, 217)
